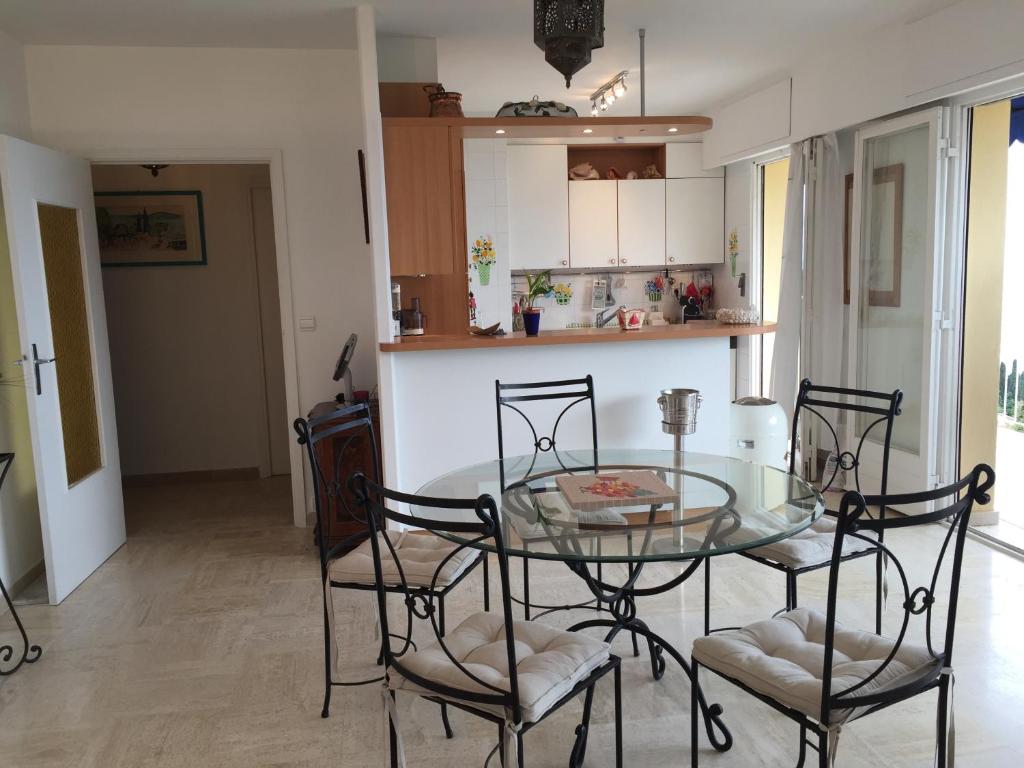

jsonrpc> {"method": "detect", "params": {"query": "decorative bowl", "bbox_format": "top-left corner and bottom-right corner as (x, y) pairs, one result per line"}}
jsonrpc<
(715, 307), (759, 325)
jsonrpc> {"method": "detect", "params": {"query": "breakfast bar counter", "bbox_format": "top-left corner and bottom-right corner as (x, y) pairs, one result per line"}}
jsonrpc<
(379, 321), (775, 352)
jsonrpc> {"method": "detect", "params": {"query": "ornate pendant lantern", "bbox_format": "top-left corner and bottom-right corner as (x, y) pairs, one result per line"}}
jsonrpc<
(534, 0), (605, 88)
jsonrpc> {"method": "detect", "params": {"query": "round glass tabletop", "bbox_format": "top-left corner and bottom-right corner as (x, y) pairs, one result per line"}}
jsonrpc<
(413, 449), (823, 563)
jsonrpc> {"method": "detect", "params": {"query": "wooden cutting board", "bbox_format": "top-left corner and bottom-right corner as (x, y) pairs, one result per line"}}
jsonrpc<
(555, 470), (679, 511)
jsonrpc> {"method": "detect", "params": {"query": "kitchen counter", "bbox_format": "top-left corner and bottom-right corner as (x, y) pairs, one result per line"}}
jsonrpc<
(379, 321), (775, 352)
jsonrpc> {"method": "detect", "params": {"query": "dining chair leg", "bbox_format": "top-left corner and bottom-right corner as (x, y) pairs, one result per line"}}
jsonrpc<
(517, 732), (525, 768)
(483, 554), (491, 612)
(874, 549), (884, 635)
(522, 552), (531, 621)
(786, 571), (798, 611)
(321, 589), (333, 718)
(614, 662), (623, 768)
(937, 674), (950, 767)
(497, 723), (506, 768)
(570, 683), (596, 768)
(795, 723), (808, 768)
(817, 728), (828, 768)
(388, 695), (400, 768)
(690, 659), (700, 768)
(703, 558), (711, 637)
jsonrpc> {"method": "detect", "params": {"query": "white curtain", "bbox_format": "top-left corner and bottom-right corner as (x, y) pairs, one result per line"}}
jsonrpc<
(770, 134), (845, 429)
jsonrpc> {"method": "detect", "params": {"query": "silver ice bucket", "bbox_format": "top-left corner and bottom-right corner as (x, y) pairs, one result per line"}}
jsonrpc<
(657, 388), (703, 436)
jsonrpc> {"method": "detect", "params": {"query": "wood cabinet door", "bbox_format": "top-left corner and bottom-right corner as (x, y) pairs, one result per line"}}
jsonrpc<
(569, 180), (619, 268)
(617, 179), (665, 267)
(508, 145), (569, 271)
(383, 125), (456, 275)
(666, 178), (725, 266)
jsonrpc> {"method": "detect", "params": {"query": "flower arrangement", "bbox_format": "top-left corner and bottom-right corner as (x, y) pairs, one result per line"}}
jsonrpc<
(552, 283), (573, 305)
(728, 229), (739, 277)
(471, 235), (496, 285)
(644, 275), (666, 302)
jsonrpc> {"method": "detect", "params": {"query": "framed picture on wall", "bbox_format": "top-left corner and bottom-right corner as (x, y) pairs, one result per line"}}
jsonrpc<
(842, 163), (904, 308)
(94, 190), (207, 267)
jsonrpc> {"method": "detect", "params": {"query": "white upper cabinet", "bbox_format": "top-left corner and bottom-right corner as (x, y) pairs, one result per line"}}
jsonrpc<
(665, 143), (724, 178)
(666, 178), (725, 265)
(569, 180), (618, 269)
(617, 179), (665, 268)
(507, 144), (569, 270)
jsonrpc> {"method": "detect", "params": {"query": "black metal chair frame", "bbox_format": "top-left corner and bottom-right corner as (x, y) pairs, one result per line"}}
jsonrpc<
(353, 474), (622, 768)
(692, 464), (993, 768)
(0, 453), (43, 676)
(495, 376), (603, 620)
(294, 404), (488, 720)
(713, 379), (903, 635)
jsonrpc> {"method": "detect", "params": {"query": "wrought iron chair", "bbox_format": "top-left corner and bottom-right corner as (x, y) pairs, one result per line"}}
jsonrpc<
(713, 379), (903, 635)
(494, 376), (613, 621)
(294, 404), (488, 720)
(0, 453), (43, 676)
(691, 463), (993, 767)
(352, 473), (623, 768)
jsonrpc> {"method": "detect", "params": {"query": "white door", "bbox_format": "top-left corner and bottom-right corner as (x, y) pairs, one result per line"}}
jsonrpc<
(0, 136), (125, 604)
(617, 179), (665, 267)
(847, 109), (948, 496)
(507, 144), (569, 270)
(569, 180), (618, 268)
(666, 178), (725, 266)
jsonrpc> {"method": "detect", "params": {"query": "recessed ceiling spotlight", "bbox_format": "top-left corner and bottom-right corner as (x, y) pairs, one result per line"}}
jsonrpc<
(668, 127), (679, 133)
(583, 128), (593, 134)
(495, 129), (506, 135)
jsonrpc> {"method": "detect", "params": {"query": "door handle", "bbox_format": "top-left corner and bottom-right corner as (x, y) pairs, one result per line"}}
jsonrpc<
(30, 344), (56, 396)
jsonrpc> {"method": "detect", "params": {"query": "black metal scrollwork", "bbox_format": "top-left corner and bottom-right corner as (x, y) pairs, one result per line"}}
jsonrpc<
(0, 454), (42, 676)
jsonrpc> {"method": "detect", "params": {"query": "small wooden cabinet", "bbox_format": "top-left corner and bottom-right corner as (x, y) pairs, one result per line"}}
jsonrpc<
(617, 179), (666, 268)
(508, 145), (569, 270)
(383, 125), (465, 276)
(666, 177), (725, 265)
(569, 180), (618, 268)
(308, 401), (383, 551)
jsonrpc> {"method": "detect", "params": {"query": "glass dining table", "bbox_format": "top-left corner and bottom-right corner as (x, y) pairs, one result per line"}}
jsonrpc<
(413, 448), (824, 755)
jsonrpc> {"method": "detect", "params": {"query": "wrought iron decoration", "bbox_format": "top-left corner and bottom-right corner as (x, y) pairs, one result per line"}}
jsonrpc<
(534, 0), (605, 88)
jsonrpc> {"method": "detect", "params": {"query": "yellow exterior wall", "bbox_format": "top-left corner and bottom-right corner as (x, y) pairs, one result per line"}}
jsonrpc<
(762, 157), (789, 324)
(961, 99), (1010, 513)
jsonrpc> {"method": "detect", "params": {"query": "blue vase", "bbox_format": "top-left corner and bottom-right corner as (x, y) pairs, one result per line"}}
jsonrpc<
(523, 310), (541, 336)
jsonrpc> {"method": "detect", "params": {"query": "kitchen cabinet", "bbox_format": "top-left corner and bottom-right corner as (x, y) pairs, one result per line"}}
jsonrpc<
(617, 179), (665, 268)
(508, 145), (569, 270)
(569, 180), (618, 269)
(665, 143), (723, 179)
(666, 178), (725, 265)
(383, 125), (464, 275)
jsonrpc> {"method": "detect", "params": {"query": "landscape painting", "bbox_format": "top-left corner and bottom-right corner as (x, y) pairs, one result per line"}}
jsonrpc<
(94, 191), (207, 266)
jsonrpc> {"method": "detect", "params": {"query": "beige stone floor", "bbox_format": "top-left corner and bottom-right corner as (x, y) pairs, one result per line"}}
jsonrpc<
(1, 476), (1022, 767)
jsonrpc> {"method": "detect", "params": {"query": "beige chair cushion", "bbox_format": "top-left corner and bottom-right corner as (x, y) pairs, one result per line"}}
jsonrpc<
(328, 530), (479, 588)
(692, 607), (936, 724)
(390, 612), (610, 722)
(744, 516), (877, 569)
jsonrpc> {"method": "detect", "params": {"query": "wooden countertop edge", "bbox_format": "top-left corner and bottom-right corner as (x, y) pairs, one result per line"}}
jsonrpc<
(379, 322), (776, 352)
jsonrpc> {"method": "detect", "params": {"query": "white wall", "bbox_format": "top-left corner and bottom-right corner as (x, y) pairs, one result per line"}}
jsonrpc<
(0, 27), (41, 595)
(376, 35), (437, 82)
(704, 0), (1024, 166)
(0, 28), (30, 140)
(716, 161), (754, 399)
(91, 163), (286, 477)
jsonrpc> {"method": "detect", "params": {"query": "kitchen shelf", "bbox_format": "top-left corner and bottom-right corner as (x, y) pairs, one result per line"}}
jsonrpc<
(381, 115), (712, 139)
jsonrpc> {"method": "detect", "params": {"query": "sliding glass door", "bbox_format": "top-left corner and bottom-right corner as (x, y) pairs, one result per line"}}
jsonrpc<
(847, 109), (948, 497)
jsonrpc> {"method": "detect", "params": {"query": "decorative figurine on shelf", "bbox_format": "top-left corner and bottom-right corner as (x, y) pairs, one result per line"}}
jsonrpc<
(569, 162), (600, 180)
(552, 283), (573, 305)
(512, 298), (525, 332)
(728, 228), (739, 278)
(471, 235), (496, 286)
(468, 291), (477, 324)
(520, 270), (552, 336)
(642, 164), (663, 179)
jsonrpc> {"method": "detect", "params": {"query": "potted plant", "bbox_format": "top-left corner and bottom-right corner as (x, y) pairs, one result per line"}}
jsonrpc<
(521, 270), (552, 336)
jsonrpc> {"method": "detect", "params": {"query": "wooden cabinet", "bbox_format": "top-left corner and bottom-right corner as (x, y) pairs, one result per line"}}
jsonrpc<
(569, 180), (619, 268)
(508, 145), (569, 270)
(665, 143), (723, 179)
(308, 401), (382, 552)
(666, 178), (725, 265)
(383, 125), (465, 275)
(617, 179), (665, 267)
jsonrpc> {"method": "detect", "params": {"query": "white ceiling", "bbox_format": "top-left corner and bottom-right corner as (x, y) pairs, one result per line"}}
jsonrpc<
(0, 0), (960, 114)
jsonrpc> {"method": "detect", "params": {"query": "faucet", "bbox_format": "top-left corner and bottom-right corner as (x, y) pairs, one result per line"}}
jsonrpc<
(595, 305), (624, 328)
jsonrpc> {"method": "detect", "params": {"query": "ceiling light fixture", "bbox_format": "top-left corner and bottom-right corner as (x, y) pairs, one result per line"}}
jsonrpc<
(589, 71), (629, 114)
(668, 127), (678, 133)
(139, 163), (169, 177)
(583, 128), (593, 134)
(495, 129), (506, 135)
(534, 0), (605, 88)
(590, 102), (599, 117)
